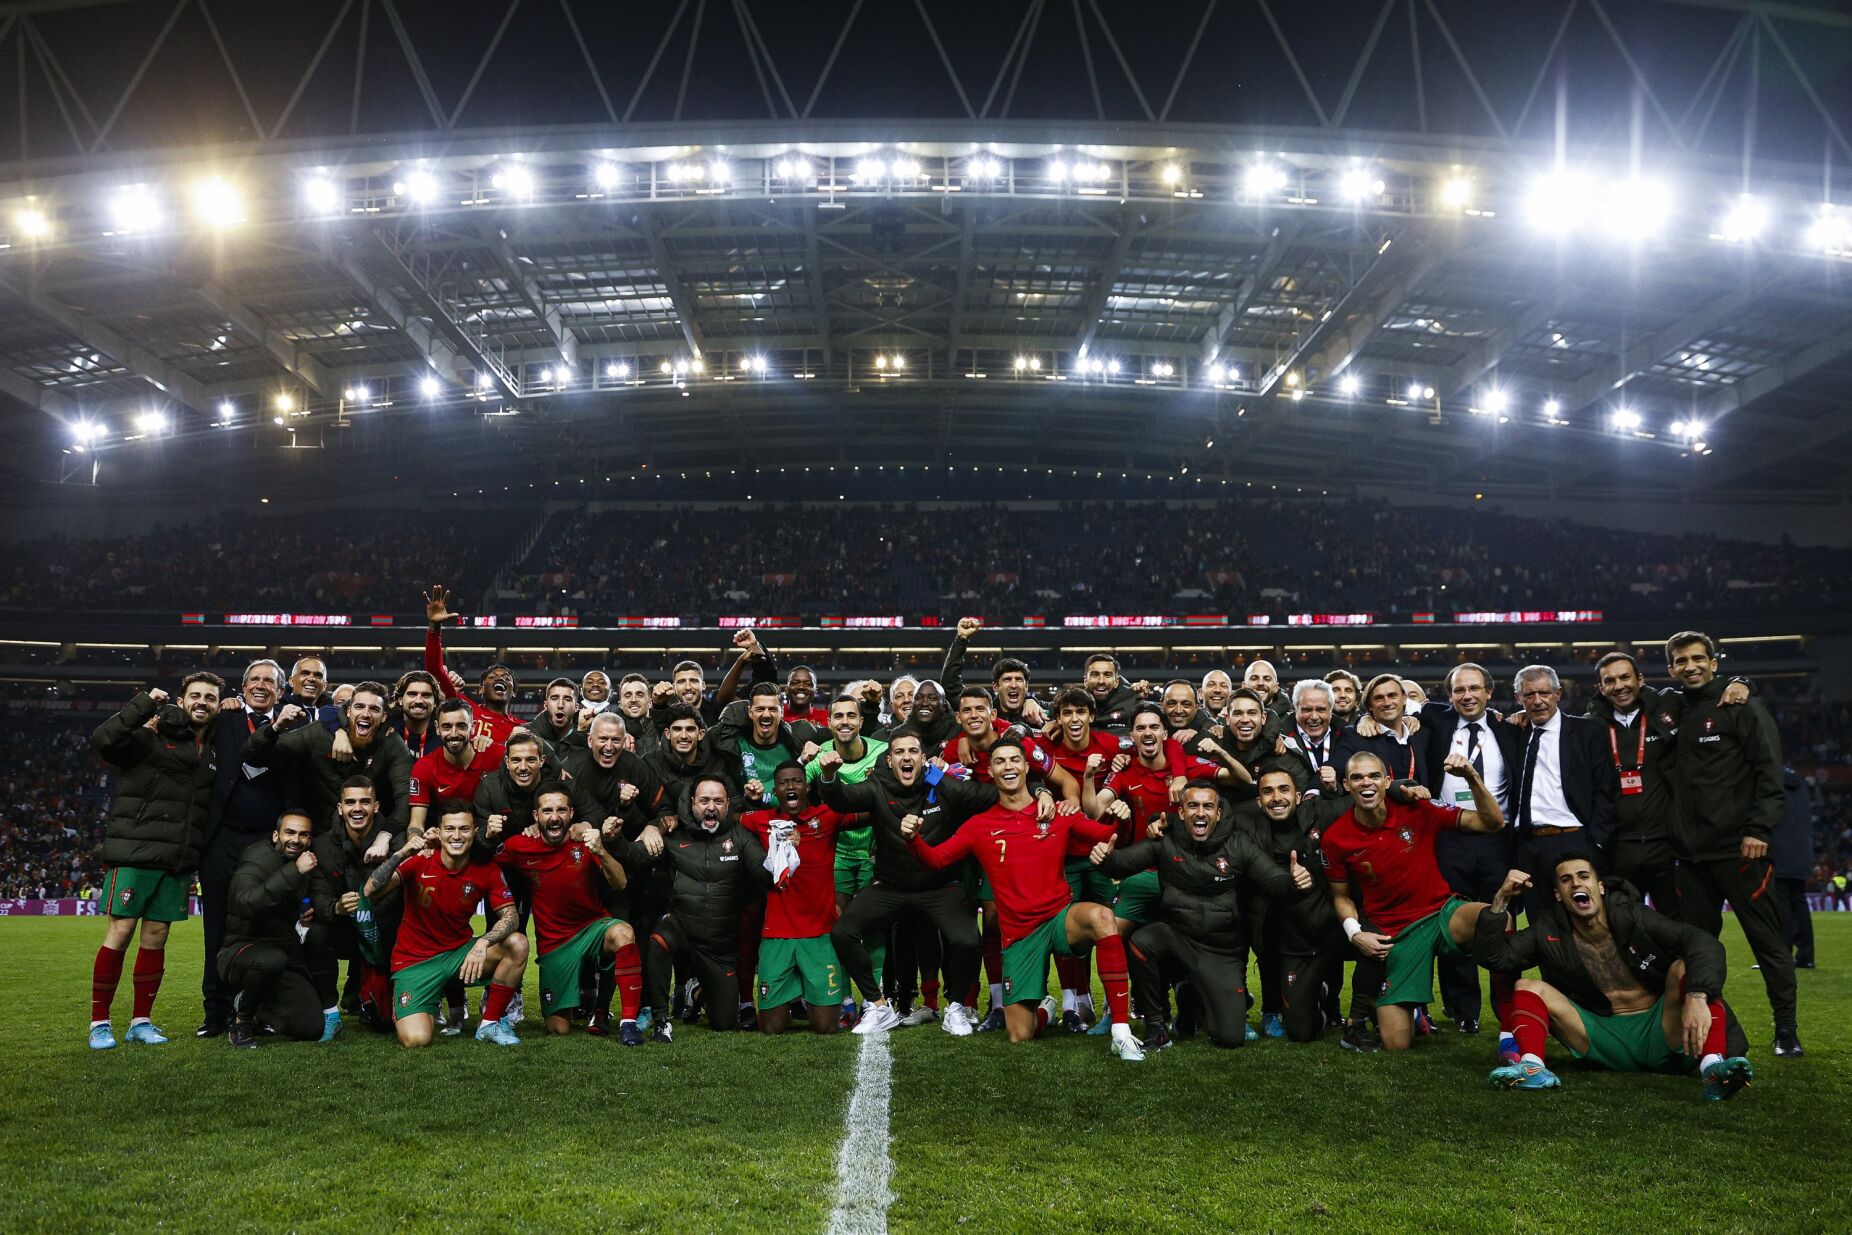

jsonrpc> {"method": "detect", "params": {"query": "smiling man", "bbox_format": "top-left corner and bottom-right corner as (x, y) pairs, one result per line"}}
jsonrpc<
(242, 681), (413, 839)
(1321, 749), (1507, 1051)
(217, 810), (329, 1049)
(407, 699), (503, 841)
(423, 584), (520, 748)
(1473, 853), (1753, 1100)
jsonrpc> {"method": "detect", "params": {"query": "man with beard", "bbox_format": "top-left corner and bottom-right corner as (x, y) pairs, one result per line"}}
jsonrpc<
(1665, 631), (1799, 1057)
(636, 776), (769, 1037)
(423, 585), (520, 749)
(651, 631), (777, 729)
(307, 777), (398, 1032)
(365, 805), (528, 1047)
(1216, 689), (1308, 794)
(1333, 674), (1427, 787)
(1097, 781), (1315, 1051)
(217, 810), (329, 1048)
(1084, 655), (1145, 732)
(644, 705), (745, 818)
(1415, 663), (1523, 1036)
(804, 697), (888, 979)
(726, 682), (797, 808)
(1474, 854), (1752, 1099)
(941, 617), (1046, 728)
(388, 671), (443, 759)
(408, 699), (503, 840)
(1322, 750), (1506, 1051)
(819, 734), (1041, 1036)
(200, 659), (289, 1038)
(742, 762), (861, 1035)
(242, 682), (413, 839)
(1236, 768), (1357, 1043)
(1586, 652), (1681, 914)
(496, 783), (645, 1044)
(88, 674), (222, 1049)
(527, 678), (581, 762)
(1243, 660), (1294, 725)
(1324, 671), (1363, 728)
(615, 673), (659, 754)
(903, 741), (1141, 1059)
(1508, 665), (1617, 918)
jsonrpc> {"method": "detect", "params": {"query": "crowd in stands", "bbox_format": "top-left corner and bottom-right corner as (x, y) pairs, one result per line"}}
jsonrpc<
(0, 720), (112, 899)
(0, 511), (523, 615)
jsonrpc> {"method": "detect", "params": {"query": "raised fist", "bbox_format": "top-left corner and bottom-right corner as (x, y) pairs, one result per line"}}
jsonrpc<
(956, 617), (981, 638)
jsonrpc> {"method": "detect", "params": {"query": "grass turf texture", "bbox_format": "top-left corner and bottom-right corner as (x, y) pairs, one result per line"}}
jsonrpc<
(0, 916), (1843, 1234)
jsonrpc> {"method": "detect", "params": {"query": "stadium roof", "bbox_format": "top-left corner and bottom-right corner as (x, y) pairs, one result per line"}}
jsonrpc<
(0, 0), (1849, 503)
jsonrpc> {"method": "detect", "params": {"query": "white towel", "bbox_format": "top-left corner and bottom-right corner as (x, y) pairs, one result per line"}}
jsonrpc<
(764, 818), (801, 888)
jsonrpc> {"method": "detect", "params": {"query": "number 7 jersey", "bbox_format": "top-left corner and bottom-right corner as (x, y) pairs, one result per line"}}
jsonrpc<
(906, 803), (1115, 947)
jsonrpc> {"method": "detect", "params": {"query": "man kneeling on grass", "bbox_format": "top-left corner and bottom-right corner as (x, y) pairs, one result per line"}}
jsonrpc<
(1473, 853), (1753, 1100)
(366, 803), (529, 1047)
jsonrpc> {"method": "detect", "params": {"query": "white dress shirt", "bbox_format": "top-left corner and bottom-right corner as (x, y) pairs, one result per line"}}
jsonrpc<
(1521, 710), (1581, 829)
(1440, 714), (1506, 809)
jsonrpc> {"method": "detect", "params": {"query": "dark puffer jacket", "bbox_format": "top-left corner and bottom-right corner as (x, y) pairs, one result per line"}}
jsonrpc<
(92, 691), (218, 874)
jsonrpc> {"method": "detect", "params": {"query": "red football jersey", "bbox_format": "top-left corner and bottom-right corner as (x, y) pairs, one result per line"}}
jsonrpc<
(391, 851), (515, 970)
(907, 802), (1114, 947)
(740, 805), (856, 938)
(408, 744), (503, 807)
(1319, 798), (1463, 935)
(1102, 745), (1221, 845)
(425, 628), (518, 748)
(939, 722), (1056, 785)
(784, 704), (831, 727)
(494, 833), (609, 954)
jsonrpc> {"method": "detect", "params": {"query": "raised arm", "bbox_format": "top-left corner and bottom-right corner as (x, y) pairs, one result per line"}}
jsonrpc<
(423, 586), (463, 700)
(1444, 753), (1505, 833)
(91, 691), (160, 768)
(940, 617), (978, 697)
(363, 835), (427, 899)
(902, 813), (976, 869)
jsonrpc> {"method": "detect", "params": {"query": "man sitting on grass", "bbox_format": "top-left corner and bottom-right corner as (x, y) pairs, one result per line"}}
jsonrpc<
(1473, 852), (1753, 1100)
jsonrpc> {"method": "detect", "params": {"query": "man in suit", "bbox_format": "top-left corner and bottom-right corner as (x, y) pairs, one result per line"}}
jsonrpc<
(1509, 665), (1616, 921)
(1331, 674), (1427, 789)
(1282, 678), (1344, 794)
(1415, 663), (1523, 1034)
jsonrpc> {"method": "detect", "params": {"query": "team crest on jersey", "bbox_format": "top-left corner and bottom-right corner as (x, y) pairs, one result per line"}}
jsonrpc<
(721, 838), (734, 853)
(1659, 713), (1675, 729)
(1214, 856), (1230, 875)
(1035, 819), (1051, 839)
(119, 888), (134, 905)
(1398, 828), (1414, 844)
(462, 882), (475, 897)
(570, 848), (583, 864)
(398, 992), (411, 1007)
(1001, 976), (1013, 995)
(1704, 718), (1715, 733)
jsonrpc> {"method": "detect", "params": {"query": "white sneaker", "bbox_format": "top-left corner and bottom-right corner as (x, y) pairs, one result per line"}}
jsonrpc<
(853, 1001), (902, 1035)
(1037, 995), (1058, 1032)
(939, 1002), (972, 1037)
(1110, 1024), (1146, 1062)
(507, 991), (525, 1027)
(902, 1004), (939, 1027)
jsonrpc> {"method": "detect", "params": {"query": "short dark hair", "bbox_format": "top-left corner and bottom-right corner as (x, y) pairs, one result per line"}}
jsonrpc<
(991, 657), (1029, 683)
(986, 737), (1026, 762)
(749, 681), (782, 701)
(1052, 686), (1095, 715)
(349, 680), (389, 708)
(533, 779), (573, 803)
(772, 760), (805, 780)
(1181, 778), (1222, 798)
(1086, 653), (1119, 672)
(433, 798), (474, 823)
(958, 685), (994, 707)
(663, 704), (703, 729)
(1594, 651), (1640, 678)
(1161, 678), (1195, 697)
(545, 677), (576, 696)
(436, 697), (474, 721)
(1129, 703), (1166, 728)
(180, 670), (225, 696)
(672, 659), (703, 676)
(504, 731), (542, 755)
(786, 663), (815, 681)
(1226, 687), (1265, 707)
(1553, 848), (1602, 878)
(393, 670), (440, 700)
(338, 774), (375, 795)
(1665, 630), (1716, 662)
(620, 672), (649, 687)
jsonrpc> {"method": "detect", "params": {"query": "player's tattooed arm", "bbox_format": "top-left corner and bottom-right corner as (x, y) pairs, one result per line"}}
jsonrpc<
(362, 837), (422, 898)
(479, 902), (520, 948)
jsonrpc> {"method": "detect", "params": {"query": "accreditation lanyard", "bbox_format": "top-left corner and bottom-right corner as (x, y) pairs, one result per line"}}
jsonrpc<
(1609, 720), (1648, 796)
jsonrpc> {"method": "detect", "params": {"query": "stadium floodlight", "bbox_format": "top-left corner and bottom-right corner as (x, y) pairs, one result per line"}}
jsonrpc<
(72, 420), (104, 444)
(1151, 361), (1174, 377)
(134, 411), (167, 434)
(394, 169), (440, 205)
(1603, 177), (1673, 240)
(1290, 388), (1305, 402)
(13, 207), (50, 241)
(304, 177), (341, 215)
(1612, 407), (1643, 431)
(1242, 160), (1288, 198)
(1029, 356), (1042, 371)
(108, 183), (161, 233)
(776, 157), (811, 181)
(855, 157), (884, 182)
(1670, 419), (1689, 438)
(1406, 381), (1424, 400)
(966, 155), (1002, 181)
(420, 374), (442, 399)
(1013, 355), (1028, 370)
(1807, 205), (1850, 254)
(1543, 398), (1562, 418)
(593, 162), (622, 190)
(1047, 159), (1069, 182)
(540, 366), (556, 386)
(1441, 175), (1473, 210)
(1338, 372), (1361, 396)
(192, 177), (245, 227)
(476, 371), (494, 390)
(342, 385), (370, 403)
(1525, 169), (1591, 233)
(606, 361), (630, 379)
(1161, 163), (1182, 185)
(1208, 363), (1227, 384)
(891, 158), (921, 180)
(1713, 194), (1768, 244)
(1339, 167), (1384, 202)
(492, 163), (536, 199)
(274, 392), (295, 413)
(1105, 358), (1120, 374)
(1482, 388), (1508, 414)
(217, 400), (236, 420)
(709, 160), (731, 184)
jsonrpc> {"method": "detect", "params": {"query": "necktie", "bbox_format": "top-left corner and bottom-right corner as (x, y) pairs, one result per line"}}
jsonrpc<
(1517, 725), (1543, 831)
(1464, 721), (1484, 777)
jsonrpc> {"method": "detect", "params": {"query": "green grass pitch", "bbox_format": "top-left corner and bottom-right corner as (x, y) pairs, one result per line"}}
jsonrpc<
(0, 915), (1843, 1233)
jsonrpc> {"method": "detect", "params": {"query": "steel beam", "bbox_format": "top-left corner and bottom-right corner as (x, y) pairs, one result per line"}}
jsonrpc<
(195, 283), (334, 396)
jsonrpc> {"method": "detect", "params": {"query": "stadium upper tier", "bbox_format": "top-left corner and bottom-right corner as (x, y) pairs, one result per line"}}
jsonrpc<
(2, 499), (1847, 622)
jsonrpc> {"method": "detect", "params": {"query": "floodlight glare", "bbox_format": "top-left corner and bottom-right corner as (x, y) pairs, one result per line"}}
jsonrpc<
(108, 184), (161, 233)
(1482, 388), (1508, 413)
(396, 170), (439, 205)
(420, 375), (442, 398)
(304, 177), (341, 215)
(1208, 363), (1227, 383)
(1441, 176), (1473, 210)
(891, 158), (921, 180)
(1807, 205), (1850, 254)
(593, 162), (621, 189)
(1338, 373), (1361, 396)
(1161, 164), (1182, 185)
(135, 411), (167, 434)
(1013, 355), (1028, 370)
(1339, 168), (1384, 202)
(1714, 194), (1767, 244)
(1603, 177), (1673, 240)
(1047, 160), (1069, 182)
(1105, 359), (1120, 374)
(1543, 398), (1562, 418)
(1406, 381), (1424, 400)
(856, 158), (884, 182)
(967, 156), (1002, 181)
(13, 208), (50, 240)
(1524, 169), (1591, 233)
(493, 164), (535, 198)
(1243, 161), (1288, 198)
(1612, 408), (1643, 431)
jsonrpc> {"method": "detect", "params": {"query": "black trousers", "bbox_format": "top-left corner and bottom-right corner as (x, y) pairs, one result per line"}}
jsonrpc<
(199, 827), (269, 1022)
(1675, 854), (1798, 1030)
(645, 915), (740, 1031)
(1773, 878), (1815, 967)
(1126, 925), (1250, 1047)
(831, 882), (978, 1005)
(1612, 836), (1680, 918)
(215, 941), (323, 1040)
(1437, 831), (1508, 1020)
(1277, 947), (1343, 1042)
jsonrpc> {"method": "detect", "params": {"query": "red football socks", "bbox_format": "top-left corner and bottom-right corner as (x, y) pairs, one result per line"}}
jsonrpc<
(1094, 933), (1131, 1026)
(613, 943), (643, 1021)
(920, 978), (941, 1012)
(91, 944), (126, 1022)
(1055, 953), (1090, 1000)
(1510, 988), (1549, 1061)
(130, 947), (164, 1021)
(482, 982), (517, 1022)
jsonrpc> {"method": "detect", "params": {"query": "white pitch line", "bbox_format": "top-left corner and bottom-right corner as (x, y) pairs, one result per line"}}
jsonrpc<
(826, 1031), (895, 1235)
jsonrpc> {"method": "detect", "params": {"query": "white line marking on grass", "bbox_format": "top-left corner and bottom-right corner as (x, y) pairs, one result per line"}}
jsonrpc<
(826, 1031), (895, 1235)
